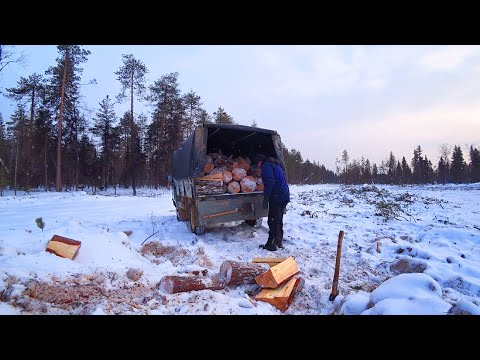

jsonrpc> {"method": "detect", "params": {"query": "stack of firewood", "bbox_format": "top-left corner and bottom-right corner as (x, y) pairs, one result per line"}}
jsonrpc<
(157, 256), (303, 312)
(253, 257), (304, 312)
(194, 153), (264, 195)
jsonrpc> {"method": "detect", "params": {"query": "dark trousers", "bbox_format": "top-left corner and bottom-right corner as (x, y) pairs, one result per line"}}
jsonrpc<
(267, 202), (287, 242)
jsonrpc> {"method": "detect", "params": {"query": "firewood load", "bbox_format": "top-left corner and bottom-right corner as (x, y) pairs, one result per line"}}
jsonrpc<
(253, 257), (303, 312)
(194, 152), (264, 195)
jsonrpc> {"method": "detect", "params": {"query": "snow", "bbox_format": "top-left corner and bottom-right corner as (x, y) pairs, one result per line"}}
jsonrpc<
(1, 183), (480, 315)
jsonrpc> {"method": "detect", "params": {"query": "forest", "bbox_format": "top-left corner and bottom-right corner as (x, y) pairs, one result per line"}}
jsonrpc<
(0, 45), (479, 195)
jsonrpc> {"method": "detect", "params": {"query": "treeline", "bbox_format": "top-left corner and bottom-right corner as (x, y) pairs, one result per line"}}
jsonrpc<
(336, 145), (480, 185)
(0, 45), (332, 194)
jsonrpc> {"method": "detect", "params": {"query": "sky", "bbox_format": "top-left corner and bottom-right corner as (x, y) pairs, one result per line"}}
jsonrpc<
(1, 182), (480, 314)
(1, 45), (480, 171)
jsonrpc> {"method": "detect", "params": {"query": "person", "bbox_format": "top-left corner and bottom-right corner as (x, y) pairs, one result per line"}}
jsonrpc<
(254, 154), (290, 251)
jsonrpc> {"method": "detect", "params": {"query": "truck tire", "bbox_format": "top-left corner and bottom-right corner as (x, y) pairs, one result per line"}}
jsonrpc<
(189, 205), (205, 235)
(245, 218), (262, 228)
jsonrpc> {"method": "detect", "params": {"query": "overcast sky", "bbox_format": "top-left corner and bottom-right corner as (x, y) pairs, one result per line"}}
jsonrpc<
(1, 45), (479, 171)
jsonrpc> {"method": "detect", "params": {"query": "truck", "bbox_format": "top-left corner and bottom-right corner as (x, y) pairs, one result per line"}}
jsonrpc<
(171, 123), (287, 235)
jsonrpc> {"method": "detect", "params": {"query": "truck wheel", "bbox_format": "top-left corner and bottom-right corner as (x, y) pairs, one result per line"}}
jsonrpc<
(194, 226), (205, 235)
(189, 206), (205, 235)
(245, 218), (262, 228)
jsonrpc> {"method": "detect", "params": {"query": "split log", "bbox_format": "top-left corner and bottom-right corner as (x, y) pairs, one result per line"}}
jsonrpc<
(46, 234), (82, 260)
(158, 274), (225, 294)
(195, 185), (226, 195)
(255, 257), (299, 288)
(255, 276), (304, 312)
(235, 156), (250, 172)
(195, 173), (223, 181)
(219, 261), (270, 286)
(252, 257), (289, 268)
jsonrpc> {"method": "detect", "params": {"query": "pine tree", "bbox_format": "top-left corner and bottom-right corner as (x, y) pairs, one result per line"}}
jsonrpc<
(115, 54), (148, 196)
(387, 151), (396, 184)
(411, 145), (423, 184)
(147, 72), (184, 188)
(91, 96), (117, 188)
(213, 107), (236, 125)
(183, 90), (202, 138)
(437, 156), (449, 184)
(7, 104), (29, 195)
(401, 156), (411, 184)
(469, 145), (480, 183)
(199, 109), (211, 125)
(45, 45), (91, 192)
(450, 145), (467, 183)
(0, 113), (9, 193)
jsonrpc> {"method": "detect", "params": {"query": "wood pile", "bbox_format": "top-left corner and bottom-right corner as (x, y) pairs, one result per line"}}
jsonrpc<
(194, 152), (264, 195)
(157, 256), (303, 312)
(254, 256), (303, 312)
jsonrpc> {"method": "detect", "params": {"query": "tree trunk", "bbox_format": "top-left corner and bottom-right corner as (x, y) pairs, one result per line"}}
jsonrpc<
(219, 261), (270, 286)
(44, 135), (48, 191)
(255, 257), (299, 288)
(158, 274), (225, 294)
(56, 47), (69, 192)
(14, 139), (18, 195)
(130, 66), (136, 196)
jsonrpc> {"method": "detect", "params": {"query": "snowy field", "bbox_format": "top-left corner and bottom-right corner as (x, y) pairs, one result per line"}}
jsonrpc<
(1, 183), (479, 315)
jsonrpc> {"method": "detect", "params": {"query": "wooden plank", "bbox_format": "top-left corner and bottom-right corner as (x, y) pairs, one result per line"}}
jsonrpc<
(46, 234), (81, 260)
(254, 256), (299, 288)
(255, 276), (304, 312)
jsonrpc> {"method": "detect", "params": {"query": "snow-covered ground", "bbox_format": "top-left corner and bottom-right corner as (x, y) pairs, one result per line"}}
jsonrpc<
(1, 183), (479, 315)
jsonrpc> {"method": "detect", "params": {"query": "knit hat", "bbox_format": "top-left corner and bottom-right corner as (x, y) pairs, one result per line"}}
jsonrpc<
(254, 154), (267, 164)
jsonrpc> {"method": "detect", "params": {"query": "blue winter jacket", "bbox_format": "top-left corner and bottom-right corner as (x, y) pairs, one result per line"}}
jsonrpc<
(261, 161), (290, 204)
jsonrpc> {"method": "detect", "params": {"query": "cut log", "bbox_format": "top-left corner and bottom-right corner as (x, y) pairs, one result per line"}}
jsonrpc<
(255, 276), (304, 312)
(158, 274), (225, 294)
(46, 234), (82, 260)
(219, 261), (270, 286)
(203, 163), (214, 174)
(255, 256), (299, 288)
(227, 181), (240, 194)
(240, 176), (256, 192)
(232, 168), (247, 181)
(222, 170), (233, 184)
(210, 165), (228, 175)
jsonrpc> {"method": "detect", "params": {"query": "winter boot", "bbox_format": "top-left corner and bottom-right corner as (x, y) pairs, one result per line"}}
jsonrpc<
(259, 236), (277, 251)
(275, 235), (284, 249)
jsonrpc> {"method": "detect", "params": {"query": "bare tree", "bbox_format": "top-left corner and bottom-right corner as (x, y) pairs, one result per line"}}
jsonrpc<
(0, 45), (26, 76)
(440, 143), (452, 164)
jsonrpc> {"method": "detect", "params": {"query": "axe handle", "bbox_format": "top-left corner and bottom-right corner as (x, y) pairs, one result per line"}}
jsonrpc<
(330, 230), (345, 301)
